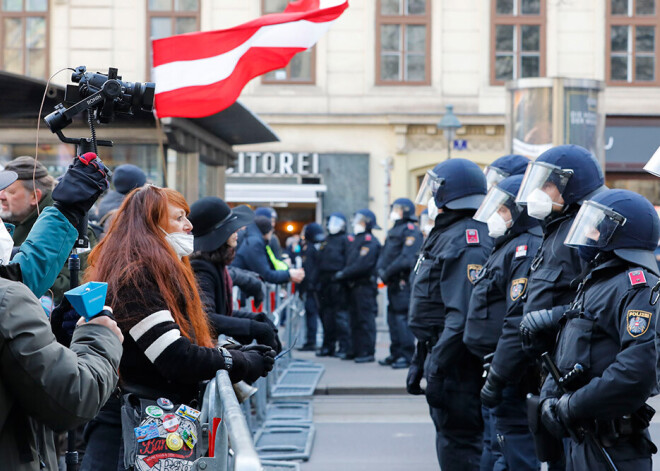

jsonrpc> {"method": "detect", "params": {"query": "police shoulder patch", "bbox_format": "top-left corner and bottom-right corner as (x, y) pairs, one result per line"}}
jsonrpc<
(510, 278), (528, 301)
(627, 309), (652, 337)
(515, 245), (528, 258)
(365, 234), (372, 241)
(405, 236), (416, 247)
(466, 229), (480, 245)
(628, 270), (647, 286)
(360, 246), (370, 256)
(467, 264), (483, 284)
(348, 235), (355, 242)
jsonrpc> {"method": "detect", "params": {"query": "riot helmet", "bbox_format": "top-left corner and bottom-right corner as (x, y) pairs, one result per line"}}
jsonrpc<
(352, 208), (380, 234)
(390, 198), (417, 222)
(474, 175), (525, 238)
(483, 154), (530, 189)
(415, 159), (487, 211)
(304, 222), (325, 243)
(564, 189), (660, 273)
(516, 145), (605, 220)
(327, 212), (347, 235)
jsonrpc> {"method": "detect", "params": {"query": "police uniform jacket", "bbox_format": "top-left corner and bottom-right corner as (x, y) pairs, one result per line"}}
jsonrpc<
(377, 219), (423, 284)
(408, 210), (492, 374)
(463, 225), (543, 361)
(317, 232), (349, 279)
(299, 240), (320, 294)
(541, 257), (659, 424)
(490, 207), (585, 384)
(232, 224), (290, 285)
(0, 278), (121, 470)
(340, 232), (381, 285)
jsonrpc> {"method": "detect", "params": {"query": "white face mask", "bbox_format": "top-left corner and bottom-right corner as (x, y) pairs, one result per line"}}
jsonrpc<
(0, 223), (13, 265)
(353, 223), (365, 235)
(486, 213), (510, 239)
(427, 197), (439, 221)
(163, 230), (194, 258)
(422, 224), (433, 237)
(389, 211), (402, 222)
(526, 188), (555, 220)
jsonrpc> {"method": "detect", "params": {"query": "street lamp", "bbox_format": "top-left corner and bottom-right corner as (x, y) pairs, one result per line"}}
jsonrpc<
(437, 104), (462, 159)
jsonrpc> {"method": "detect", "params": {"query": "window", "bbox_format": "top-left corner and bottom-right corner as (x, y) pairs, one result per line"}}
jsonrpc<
(147, 0), (199, 74)
(262, 0), (315, 84)
(491, 0), (545, 85)
(376, 0), (431, 85)
(607, 0), (659, 85)
(0, 0), (48, 79)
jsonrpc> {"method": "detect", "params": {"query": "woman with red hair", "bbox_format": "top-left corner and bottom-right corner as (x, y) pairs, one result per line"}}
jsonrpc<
(81, 185), (275, 471)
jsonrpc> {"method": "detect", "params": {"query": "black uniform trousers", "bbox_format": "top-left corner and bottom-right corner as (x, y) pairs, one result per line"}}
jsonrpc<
(428, 351), (483, 471)
(348, 282), (377, 358)
(318, 277), (343, 353)
(386, 281), (415, 361)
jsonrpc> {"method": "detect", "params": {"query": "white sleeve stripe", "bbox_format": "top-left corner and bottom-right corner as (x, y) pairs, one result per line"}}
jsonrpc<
(144, 329), (181, 363)
(129, 310), (175, 341)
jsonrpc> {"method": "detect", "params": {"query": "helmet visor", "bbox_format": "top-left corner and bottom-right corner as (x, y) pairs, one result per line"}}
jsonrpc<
(353, 213), (370, 226)
(644, 146), (660, 177)
(327, 215), (345, 234)
(415, 170), (445, 205)
(484, 166), (509, 190)
(474, 186), (516, 223)
(564, 200), (626, 249)
(515, 161), (573, 205)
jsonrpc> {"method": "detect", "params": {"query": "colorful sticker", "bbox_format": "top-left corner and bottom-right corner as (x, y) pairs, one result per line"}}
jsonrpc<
(145, 406), (164, 418)
(627, 309), (652, 337)
(181, 429), (197, 449)
(163, 414), (179, 433)
(175, 404), (201, 422)
(166, 433), (184, 451)
(510, 278), (528, 301)
(467, 264), (483, 284)
(157, 397), (174, 411)
(134, 423), (160, 443)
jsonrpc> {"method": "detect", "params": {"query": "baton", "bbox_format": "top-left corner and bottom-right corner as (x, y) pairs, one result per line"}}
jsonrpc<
(541, 352), (618, 471)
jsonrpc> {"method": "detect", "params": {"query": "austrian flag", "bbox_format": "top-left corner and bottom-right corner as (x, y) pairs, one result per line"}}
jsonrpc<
(152, 0), (349, 119)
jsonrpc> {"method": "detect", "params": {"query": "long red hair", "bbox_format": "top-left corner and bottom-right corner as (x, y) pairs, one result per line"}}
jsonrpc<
(85, 185), (213, 347)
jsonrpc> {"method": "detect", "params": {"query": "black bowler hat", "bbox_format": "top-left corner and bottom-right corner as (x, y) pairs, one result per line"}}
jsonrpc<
(189, 197), (254, 252)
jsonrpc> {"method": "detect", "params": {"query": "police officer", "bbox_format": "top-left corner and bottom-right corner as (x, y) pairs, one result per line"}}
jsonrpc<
(377, 198), (423, 369)
(335, 209), (381, 363)
(483, 154), (530, 190)
(485, 145), (606, 469)
(407, 158), (493, 470)
(298, 223), (324, 351)
(464, 174), (543, 471)
(539, 189), (659, 471)
(317, 212), (352, 357)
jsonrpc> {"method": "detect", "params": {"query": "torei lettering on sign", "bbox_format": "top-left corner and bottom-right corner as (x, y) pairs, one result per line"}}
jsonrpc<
(227, 152), (320, 176)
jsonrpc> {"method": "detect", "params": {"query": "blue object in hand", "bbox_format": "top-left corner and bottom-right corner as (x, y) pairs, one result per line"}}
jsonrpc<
(64, 281), (108, 321)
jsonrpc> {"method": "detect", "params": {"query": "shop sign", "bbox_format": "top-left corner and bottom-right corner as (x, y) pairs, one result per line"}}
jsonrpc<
(228, 152), (320, 175)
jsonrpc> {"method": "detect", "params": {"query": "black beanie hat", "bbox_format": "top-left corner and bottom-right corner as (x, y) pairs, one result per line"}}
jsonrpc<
(255, 216), (273, 235)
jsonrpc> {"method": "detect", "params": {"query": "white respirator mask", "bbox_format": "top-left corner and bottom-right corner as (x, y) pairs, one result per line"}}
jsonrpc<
(486, 213), (510, 239)
(353, 223), (365, 235)
(389, 211), (402, 222)
(162, 229), (194, 258)
(526, 188), (555, 220)
(427, 197), (439, 221)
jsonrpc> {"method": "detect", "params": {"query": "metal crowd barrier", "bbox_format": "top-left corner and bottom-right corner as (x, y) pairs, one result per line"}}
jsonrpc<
(202, 280), (323, 468)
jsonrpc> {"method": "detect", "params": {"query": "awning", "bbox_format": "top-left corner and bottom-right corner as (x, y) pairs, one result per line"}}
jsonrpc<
(225, 183), (327, 203)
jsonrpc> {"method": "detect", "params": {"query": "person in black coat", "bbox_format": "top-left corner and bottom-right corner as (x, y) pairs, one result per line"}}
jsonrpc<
(188, 197), (281, 353)
(297, 223), (324, 351)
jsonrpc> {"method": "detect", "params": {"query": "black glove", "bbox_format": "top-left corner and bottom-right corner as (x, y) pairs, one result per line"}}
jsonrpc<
(333, 271), (345, 281)
(425, 375), (444, 408)
(378, 269), (388, 284)
(228, 344), (276, 384)
(519, 308), (557, 356)
(406, 363), (425, 395)
(540, 395), (572, 440)
(480, 366), (506, 409)
(249, 319), (282, 353)
(52, 152), (110, 226)
(50, 298), (80, 347)
(251, 312), (278, 332)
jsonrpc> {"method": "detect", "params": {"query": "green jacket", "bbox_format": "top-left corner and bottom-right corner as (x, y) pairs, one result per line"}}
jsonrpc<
(0, 278), (121, 470)
(12, 193), (98, 303)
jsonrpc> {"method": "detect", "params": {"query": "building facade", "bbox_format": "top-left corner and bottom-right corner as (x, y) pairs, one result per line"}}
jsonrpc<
(1, 0), (659, 229)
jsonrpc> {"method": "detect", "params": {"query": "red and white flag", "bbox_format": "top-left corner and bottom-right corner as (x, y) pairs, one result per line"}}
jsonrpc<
(152, 0), (348, 119)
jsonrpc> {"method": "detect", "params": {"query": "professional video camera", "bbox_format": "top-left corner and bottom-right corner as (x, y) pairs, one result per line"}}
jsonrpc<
(44, 66), (155, 149)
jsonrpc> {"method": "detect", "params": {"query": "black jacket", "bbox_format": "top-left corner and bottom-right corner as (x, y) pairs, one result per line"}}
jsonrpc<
(463, 225), (543, 361)
(377, 219), (423, 285)
(233, 224), (290, 284)
(541, 258), (659, 421)
(340, 232), (381, 284)
(317, 232), (349, 277)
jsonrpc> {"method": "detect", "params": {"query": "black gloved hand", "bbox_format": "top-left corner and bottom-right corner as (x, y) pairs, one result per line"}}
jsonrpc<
(249, 319), (281, 353)
(52, 152), (110, 226)
(251, 312), (278, 332)
(480, 367), (506, 408)
(51, 298), (81, 348)
(406, 363), (425, 395)
(228, 344), (276, 383)
(378, 269), (388, 284)
(519, 308), (557, 356)
(425, 375), (444, 408)
(540, 395), (572, 440)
